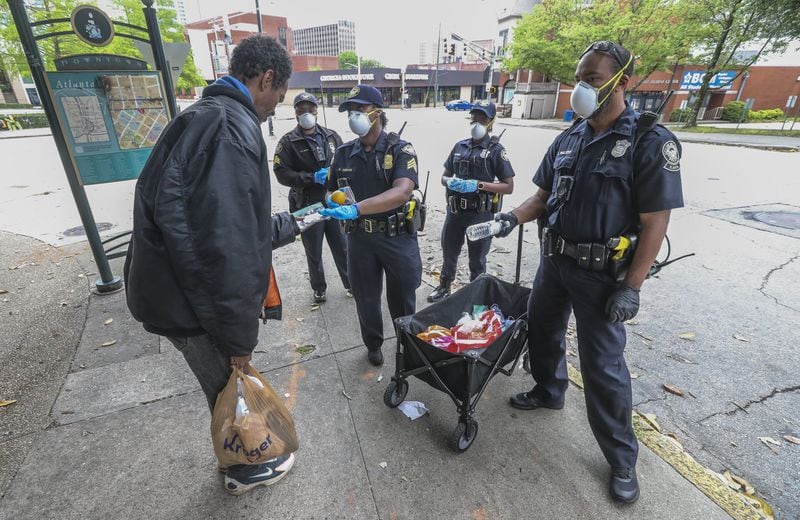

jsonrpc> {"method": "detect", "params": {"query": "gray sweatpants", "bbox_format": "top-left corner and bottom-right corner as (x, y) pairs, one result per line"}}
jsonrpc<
(167, 334), (232, 412)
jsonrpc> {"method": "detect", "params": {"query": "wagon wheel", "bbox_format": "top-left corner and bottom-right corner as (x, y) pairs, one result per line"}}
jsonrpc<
(450, 419), (479, 452)
(383, 379), (409, 408)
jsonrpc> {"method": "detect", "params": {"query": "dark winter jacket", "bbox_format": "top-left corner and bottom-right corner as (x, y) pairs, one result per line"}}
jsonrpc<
(124, 83), (298, 357)
(272, 124), (342, 210)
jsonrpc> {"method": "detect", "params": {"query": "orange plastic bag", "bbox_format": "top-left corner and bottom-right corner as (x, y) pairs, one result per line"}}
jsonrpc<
(211, 365), (299, 466)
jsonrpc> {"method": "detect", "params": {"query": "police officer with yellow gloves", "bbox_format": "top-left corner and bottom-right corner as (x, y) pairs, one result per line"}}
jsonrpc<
(320, 85), (422, 366)
(428, 100), (515, 302)
(273, 92), (350, 303)
(494, 42), (683, 503)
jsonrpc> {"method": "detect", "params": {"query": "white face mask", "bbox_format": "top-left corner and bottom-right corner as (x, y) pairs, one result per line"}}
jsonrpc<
(297, 112), (316, 130)
(348, 110), (375, 136)
(570, 82), (602, 119)
(470, 122), (487, 140)
(570, 55), (631, 119)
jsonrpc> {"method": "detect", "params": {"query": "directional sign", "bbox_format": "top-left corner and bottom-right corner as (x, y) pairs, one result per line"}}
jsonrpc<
(679, 70), (736, 90)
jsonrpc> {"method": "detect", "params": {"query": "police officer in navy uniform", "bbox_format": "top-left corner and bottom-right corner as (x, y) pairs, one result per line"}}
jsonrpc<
(428, 100), (515, 302)
(273, 92), (350, 303)
(320, 85), (422, 366)
(494, 41), (683, 503)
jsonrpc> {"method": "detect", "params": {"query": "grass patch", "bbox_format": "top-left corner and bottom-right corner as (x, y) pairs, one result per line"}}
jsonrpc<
(668, 125), (800, 138)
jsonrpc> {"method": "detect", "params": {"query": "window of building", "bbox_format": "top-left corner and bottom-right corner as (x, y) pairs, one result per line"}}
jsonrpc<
(278, 27), (287, 47)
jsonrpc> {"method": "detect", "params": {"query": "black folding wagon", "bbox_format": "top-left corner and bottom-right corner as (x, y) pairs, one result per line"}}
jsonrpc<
(383, 273), (531, 452)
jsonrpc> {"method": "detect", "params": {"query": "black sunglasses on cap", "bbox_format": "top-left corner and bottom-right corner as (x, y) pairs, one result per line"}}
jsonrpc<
(581, 40), (629, 70)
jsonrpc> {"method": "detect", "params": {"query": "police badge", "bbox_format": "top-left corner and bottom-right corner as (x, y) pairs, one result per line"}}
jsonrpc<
(348, 86), (360, 98)
(611, 139), (631, 158)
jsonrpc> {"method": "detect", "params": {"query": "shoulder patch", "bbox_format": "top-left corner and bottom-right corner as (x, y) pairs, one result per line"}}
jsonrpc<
(662, 140), (680, 172)
(275, 142), (283, 154)
(500, 149), (509, 162)
(400, 143), (416, 156)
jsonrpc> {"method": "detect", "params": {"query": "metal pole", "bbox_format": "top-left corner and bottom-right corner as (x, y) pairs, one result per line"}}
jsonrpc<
(142, 0), (177, 118)
(255, 0), (262, 33)
(433, 23), (441, 108)
(8, 0), (122, 292)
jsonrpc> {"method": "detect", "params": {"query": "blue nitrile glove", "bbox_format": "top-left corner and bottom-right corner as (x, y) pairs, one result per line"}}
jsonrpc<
(314, 167), (329, 185)
(319, 204), (359, 220)
(461, 179), (478, 193)
(325, 192), (340, 208)
(446, 177), (461, 191)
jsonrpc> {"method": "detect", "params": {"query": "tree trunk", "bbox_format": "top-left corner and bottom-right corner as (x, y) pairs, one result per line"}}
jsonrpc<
(685, 1), (741, 127)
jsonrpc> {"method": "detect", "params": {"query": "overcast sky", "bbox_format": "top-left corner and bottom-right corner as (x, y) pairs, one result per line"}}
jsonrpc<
(182, 0), (509, 67)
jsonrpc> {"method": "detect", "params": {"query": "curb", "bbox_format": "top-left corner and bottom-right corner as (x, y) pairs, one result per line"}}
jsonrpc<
(566, 364), (774, 520)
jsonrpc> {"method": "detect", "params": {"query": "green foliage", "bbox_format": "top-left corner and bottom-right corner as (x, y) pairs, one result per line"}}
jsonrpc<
(0, 0), (205, 91)
(669, 108), (694, 122)
(748, 108), (784, 121)
(683, 0), (800, 127)
(722, 100), (746, 121)
(338, 51), (357, 69)
(337, 51), (383, 70)
(0, 113), (49, 130)
(503, 0), (701, 87)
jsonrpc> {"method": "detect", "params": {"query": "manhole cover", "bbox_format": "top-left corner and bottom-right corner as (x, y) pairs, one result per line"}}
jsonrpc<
(62, 222), (114, 237)
(747, 211), (800, 231)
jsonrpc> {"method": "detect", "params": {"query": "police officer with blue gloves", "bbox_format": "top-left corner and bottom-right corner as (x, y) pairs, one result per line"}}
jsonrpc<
(494, 42), (683, 503)
(273, 92), (350, 303)
(320, 85), (422, 366)
(427, 100), (515, 302)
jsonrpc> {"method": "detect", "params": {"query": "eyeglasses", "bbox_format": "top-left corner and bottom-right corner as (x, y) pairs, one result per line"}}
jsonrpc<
(581, 41), (628, 70)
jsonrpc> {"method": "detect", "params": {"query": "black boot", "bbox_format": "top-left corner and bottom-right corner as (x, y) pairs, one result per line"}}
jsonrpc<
(427, 282), (451, 303)
(609, 467), (640, 503)
(367, 349), (384, 366)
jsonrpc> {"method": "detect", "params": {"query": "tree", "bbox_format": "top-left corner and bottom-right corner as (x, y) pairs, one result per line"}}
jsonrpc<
(503, 0), (700, 89)
(683, 0), (800, 127)
(0, 0), (205, 92)
(337, 50), (383, 70)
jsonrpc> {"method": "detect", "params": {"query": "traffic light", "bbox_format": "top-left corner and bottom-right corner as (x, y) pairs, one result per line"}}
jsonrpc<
(449, 43), (456, 56)
(442, 38), (448, 56)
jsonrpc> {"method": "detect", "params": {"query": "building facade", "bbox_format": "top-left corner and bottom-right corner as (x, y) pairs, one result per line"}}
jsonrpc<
(292, 20), (356, 57)
(286, 67), (502, 109)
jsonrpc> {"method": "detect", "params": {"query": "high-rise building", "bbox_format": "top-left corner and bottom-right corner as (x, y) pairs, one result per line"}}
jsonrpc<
(174, 0), (188, 25)
(292, 20), (356, 56)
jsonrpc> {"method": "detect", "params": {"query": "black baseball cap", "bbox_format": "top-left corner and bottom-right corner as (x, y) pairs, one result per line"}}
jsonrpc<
(293, 92), (319, 106)
(338, 84), (383, 112)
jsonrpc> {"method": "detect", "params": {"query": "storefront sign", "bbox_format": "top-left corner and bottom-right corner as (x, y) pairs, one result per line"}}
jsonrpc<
(320, 73), (375, 82)
(384, 73), (430, 81)
(679, 70), (736, 90)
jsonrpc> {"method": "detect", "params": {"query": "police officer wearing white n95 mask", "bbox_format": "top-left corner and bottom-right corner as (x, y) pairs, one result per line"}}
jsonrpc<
(320, 85), (422, 367)
(493, 41), (683, 503)
(428, 100), (514, 302)
(273, 92), (350, 304)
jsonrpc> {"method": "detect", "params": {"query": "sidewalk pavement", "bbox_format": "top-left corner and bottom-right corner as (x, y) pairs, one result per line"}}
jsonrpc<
(497, 118), (800, 152)
(0, 230), (752, 520)
(0, 128), (52, 140)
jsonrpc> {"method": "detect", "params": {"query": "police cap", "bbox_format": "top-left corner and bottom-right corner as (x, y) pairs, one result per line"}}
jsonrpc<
(470, 99), (496, 119)
(338, 84), (384, 112)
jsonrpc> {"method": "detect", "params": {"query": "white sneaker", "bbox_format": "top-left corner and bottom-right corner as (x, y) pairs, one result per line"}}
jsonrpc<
(223, 453), (295, 495)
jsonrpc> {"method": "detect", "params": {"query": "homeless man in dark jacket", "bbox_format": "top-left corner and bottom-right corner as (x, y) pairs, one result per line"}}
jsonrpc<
(124, 35), (298, 495)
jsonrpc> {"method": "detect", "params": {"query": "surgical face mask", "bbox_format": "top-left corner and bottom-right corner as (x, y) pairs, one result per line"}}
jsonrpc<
(470, 122), (487, 140)
(297, 112), (316, 130)
(348, 110), (377, 136)
(570, 56), (632, 119)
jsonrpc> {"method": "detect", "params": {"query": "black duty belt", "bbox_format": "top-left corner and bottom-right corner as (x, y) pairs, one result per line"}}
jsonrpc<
(357, 215), (406, 236)
(541, 228), (609, 272)
(448, 193), (491, 213)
